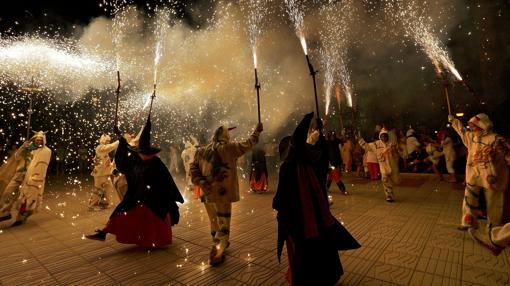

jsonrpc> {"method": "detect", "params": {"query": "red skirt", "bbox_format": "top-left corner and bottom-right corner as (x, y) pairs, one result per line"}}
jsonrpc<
(250, 173), (268, 193)
(327, 168), (342, 183)
(104, 204), (172, 248)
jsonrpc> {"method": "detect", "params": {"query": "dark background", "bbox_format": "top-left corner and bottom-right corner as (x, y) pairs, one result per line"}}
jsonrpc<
(1, 0), (509, 136)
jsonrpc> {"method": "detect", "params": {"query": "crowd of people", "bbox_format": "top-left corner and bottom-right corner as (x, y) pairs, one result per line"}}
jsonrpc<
(0, 111), (509, 285)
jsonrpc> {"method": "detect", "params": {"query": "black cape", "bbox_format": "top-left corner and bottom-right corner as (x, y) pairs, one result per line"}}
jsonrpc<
(112, 137), (184, 225)
(273, 112), (360, 286)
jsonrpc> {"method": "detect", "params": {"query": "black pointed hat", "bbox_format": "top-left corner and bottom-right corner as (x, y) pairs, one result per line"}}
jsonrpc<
(128, 115), (161, 155)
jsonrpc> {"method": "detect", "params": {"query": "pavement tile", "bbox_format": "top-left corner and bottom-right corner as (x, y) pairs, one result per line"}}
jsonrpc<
(1, 173), (509, 286)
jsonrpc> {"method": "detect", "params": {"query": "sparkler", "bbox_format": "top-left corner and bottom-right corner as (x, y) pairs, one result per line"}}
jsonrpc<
(284, 0), (320, 118)
(390, 0), (484, 114)
(319, 0), (354, 120)
(241, 0), (268, 123)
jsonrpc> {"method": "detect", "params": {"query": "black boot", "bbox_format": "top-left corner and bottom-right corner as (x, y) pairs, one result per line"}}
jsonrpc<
(85, 230), (106, 241)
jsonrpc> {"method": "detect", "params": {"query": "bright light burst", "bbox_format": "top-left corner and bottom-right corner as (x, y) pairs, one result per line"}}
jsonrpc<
(386, 0), (462, 81)
(240, 0), (269, 69)
(284, 0), (307, 55)
(319, 0), (355, 110)
(0, 37), (114, 96)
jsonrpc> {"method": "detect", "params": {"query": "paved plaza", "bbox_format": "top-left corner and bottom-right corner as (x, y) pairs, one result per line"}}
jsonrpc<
(1, 172), (509, 286)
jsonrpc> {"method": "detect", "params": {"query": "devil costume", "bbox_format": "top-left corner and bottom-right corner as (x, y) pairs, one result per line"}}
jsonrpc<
(86, 116), (183, 247)
(273, 112), (360, 286)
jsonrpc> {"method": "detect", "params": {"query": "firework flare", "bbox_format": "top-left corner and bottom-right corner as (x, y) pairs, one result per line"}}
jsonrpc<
(386, 0), (462, 81)
(284, 0), (307, 55)
(319, 0), (355, 110)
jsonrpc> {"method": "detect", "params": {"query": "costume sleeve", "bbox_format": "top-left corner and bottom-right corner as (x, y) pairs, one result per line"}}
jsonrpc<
(358, 138), (374, 152)
(104, 140), (120, 154)
(224, 130), (260, 158)
(451, 118), (470, 147)
(114, 137), (138, 174)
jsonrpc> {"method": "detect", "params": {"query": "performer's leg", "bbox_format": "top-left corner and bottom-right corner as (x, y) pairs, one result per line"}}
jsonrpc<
(382, 175), (394, 202)
(214, 202), (232, 249)
(204, 202), (220, 243)
(461, 184), (482, 229)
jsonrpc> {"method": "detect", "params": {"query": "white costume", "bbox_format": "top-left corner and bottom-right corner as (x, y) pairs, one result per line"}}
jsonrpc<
(441, 136), (456, 174)
(359, 129), (400, 201)
(425, 143), (443, 166)
(0, 131), (51, 227)
(406, 129), (421, 154)
(89, 134), (119, 209)
(181, 138), (198, 190)
(451, 114), (510, 229)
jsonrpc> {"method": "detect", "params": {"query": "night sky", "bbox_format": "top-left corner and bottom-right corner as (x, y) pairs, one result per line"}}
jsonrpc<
(1, 0), (509, 139)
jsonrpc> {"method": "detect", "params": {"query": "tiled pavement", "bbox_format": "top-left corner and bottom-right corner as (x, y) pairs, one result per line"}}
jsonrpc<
(1, 173), (509, 286)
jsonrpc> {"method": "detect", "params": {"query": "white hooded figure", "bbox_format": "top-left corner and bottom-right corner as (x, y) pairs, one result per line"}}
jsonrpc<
(0, 131), (51, 227)
(181, 136), (198, 191)
(450, 114), (510, 230)
(406, 128), (421, 155)
(88, 134), (119, 210)
(359, 128), (400, 202)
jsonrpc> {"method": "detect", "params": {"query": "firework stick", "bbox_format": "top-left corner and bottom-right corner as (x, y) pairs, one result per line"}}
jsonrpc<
(444, 84), (452, 115)
(305, 55), (320, 120)
(114, 70), (121, 128)
(149, 84), (156, 116)
(255, 68), (261, 124)
(26, 94), (33, 139)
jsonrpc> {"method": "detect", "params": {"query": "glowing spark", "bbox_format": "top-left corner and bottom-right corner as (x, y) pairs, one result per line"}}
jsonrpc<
(284, 0), (307, 55)
(241, 0), (268, 69)
(388, 0), (463, 82)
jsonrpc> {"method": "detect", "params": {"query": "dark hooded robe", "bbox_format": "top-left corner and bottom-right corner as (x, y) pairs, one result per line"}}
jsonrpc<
(103, 117), (184, 247)
(273, 112), (360, 286)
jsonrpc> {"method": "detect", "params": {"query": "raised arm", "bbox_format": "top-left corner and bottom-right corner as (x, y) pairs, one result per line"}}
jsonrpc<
(223, 123), (262, 158)
(450, 117), (470, 147)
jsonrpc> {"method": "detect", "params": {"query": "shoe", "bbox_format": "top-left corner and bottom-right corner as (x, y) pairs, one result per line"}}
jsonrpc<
(85, 230), (106, 241)
(457, 225), (470, 231)
(209, 245), (225, 266)
(342, 191), (349, 195)
(12, 220), (24, 227)
(385, 196), (395, 203)
(469, 228), (504, 256)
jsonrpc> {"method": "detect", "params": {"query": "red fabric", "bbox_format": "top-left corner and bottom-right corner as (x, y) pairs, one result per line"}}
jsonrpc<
(368, 162), (379, 180)
(297, 165), (337, 239)
(250, 173), (268, 192)
(327, 168), (342, 183)
(193, 185), (201, 200)
(104, 204), (172, 248)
